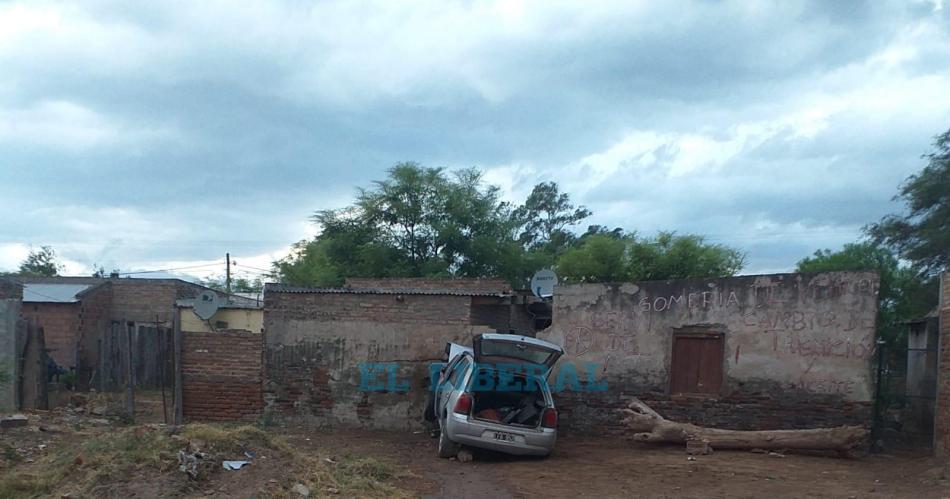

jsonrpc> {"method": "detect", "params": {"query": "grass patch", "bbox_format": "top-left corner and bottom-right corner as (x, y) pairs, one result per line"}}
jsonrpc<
(0, 445), (21, 464)
(0, 424), (412, 499)
(329, 456), (406, 494)
(284, 453), (412, 498)
(180, 423), (291, 455)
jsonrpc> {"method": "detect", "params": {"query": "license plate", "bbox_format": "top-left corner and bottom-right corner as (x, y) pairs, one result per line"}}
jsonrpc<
(492, 431), (516, 442)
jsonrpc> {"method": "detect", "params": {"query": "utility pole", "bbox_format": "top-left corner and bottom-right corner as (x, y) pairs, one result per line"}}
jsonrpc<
(226, 252), (231, 294)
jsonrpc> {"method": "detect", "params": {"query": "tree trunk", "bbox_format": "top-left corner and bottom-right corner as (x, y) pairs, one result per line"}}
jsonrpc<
(621, 398), (868, 453)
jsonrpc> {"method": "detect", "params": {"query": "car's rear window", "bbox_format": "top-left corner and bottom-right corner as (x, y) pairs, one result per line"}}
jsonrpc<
(479, 341), (556, 366)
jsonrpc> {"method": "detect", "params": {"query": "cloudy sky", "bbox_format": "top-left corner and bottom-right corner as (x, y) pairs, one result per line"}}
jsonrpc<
(1, 0), (948, 281)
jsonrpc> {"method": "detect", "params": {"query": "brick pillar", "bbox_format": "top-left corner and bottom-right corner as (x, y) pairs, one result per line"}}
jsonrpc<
(935, 270), (950, 456)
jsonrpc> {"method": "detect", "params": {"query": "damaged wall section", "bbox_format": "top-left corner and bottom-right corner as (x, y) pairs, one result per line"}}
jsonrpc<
(263, 283), (516, 429)
(539, 271), (880, 434)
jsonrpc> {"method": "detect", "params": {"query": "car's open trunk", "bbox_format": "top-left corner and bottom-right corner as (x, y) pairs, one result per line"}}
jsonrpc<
(470, 368), (546, 428)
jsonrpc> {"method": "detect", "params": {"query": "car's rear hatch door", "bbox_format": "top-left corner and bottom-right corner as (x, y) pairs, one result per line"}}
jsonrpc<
(473, 333), (563, 377)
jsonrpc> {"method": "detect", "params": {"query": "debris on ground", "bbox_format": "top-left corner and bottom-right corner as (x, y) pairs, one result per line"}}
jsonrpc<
(178, 449), (209, 479)
(456, 449), (474, 463)
(0, 414), (29, 428)
(292, 482), (311, 496)
(222, 460), (251, 470)
(686, 438), (712, 455)
(622, 397), (868, 454)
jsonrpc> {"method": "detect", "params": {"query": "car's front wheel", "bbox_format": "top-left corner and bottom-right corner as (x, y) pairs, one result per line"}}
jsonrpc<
(437, 423), (460, 458)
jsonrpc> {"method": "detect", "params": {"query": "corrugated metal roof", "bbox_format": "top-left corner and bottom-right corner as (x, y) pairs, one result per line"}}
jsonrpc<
(23, 283), (92, 303)
(176, 297), (263, 309)
(265, 283), (511, 297)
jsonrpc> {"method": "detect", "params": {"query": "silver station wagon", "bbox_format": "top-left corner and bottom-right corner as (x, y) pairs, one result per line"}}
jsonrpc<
(427, 333), (564, 458)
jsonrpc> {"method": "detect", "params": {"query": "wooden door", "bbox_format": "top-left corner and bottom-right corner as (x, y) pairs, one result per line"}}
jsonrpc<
(670, 334), (723, 395)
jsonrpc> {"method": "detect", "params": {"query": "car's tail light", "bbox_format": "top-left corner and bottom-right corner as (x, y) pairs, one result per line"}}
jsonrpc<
(541, 408), (558, 429)
(453, 393), (473, 415)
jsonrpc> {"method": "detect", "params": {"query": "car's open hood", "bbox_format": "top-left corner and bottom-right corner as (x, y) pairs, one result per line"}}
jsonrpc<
(472, 333), (563, 377)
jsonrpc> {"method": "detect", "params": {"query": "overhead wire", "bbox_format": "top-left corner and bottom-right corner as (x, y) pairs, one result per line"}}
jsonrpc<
(117, 262), (224, 276)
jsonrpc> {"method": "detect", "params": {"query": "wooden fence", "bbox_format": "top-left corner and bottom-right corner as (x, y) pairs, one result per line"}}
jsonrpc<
(98, 322), (175, 392)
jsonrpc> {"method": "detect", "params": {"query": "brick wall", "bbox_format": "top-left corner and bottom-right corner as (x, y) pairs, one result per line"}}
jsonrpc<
(21, 302), (80, 369)
(264, 289), (481, 429)
(182, 330), (263, 421)
(76, 283), (113, 390)
(265, 291), (472, 326)
(110, 279), (206, 324)
(344, 277), (510, 294)
(936, 271), (950, 456)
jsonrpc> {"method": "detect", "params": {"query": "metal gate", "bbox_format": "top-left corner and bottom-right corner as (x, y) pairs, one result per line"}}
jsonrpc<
(873, 317), (939, 449)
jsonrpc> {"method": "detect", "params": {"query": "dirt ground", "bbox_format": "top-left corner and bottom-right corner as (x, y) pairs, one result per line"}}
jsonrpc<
(286, 428), (950, 499)
(2, 393), (949, 498)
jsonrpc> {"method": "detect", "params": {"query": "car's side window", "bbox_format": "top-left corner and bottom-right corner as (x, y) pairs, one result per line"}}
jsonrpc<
(441, 356), (462, 383)
(448, 357), (470, 389)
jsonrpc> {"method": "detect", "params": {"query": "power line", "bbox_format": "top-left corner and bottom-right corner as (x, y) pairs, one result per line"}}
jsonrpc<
(117, 262), (224, 276)
(232, 263), (274, 274)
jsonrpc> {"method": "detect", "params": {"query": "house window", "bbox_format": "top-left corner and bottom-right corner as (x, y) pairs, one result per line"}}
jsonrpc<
(670, 332), (724, 396)
(214, 320), (229, 330)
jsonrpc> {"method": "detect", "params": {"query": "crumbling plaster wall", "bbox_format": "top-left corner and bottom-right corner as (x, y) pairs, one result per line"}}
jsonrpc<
(264, 291), (493, 429)
(539, 271), (879, 433)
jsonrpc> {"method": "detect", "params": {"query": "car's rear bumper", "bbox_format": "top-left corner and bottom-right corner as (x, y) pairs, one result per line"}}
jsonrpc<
(445, 414), (556, 456)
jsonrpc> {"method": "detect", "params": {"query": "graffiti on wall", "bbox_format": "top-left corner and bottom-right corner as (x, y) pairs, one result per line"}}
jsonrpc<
(564, 310), (640, 358)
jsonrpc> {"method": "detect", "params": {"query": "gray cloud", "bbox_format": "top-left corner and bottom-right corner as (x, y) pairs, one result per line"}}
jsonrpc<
(1, 0), (948, 276)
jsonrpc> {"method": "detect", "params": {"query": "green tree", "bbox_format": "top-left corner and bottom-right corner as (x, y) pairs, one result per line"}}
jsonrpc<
(556, 232), (745, 284)
(513, 182), (591, 253)
(357, 163), (451, 274)
(556, 235), (630, 283)
(867, 128), (950, 276)
(273, 239), (344, 287)
(18, 246), (62, 277)
(627, 232), (745, 281)
(275, 162), (529, 286)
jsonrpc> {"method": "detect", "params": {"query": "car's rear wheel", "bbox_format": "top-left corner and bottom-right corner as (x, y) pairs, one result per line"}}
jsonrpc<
(437, 423), (460, 458)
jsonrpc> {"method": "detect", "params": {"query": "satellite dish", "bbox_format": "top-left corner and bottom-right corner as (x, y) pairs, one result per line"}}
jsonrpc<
(193, 290), (220, 320)
(530, 269), (558, 299)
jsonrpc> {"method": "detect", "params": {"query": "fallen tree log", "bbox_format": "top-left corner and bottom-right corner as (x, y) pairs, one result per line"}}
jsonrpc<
(621, 398), (868, 453)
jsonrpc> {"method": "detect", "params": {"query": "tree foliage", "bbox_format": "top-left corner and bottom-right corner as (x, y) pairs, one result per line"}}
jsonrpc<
(627, 232), (745, 282)
(513, 181), (591, 253)
(557, 232), (746, 284)
(276, 163), (535, 286)
(867, 128), (950, 276)
(17, 246), (62, 277)
(556, 235), (629, 283)
(276, 163), (746, 288)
